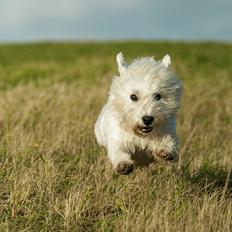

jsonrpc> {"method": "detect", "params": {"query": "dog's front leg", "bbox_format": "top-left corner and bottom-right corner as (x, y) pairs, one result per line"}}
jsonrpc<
(151, 135), (179, 161)
(107, 145), (134, 175)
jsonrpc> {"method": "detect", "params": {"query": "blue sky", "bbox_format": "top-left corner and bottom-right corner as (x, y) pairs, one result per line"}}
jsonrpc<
(0, 0), (231, 42)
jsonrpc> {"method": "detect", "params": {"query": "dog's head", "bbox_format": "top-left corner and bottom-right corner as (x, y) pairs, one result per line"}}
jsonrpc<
(109, 53), (183, 137)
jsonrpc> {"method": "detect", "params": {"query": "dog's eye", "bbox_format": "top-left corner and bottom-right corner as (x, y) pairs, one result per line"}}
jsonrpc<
(153, 93), (161, 101)
(130, 94), (138, 102)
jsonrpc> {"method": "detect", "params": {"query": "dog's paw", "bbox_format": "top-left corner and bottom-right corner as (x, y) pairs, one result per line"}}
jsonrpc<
(115, 161), (134, 175)
(156, 149), (178, 162)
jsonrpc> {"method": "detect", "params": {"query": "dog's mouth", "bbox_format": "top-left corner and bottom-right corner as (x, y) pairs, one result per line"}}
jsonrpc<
(140, 126), (153, 133)
(133, 125), (153, 137)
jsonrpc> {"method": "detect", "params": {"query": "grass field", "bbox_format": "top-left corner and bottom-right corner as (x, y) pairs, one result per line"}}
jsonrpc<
(0, 42), (232, 231)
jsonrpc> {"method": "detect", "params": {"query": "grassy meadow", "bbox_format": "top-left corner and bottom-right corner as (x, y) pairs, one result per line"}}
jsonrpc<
(0, 42), (232, 231)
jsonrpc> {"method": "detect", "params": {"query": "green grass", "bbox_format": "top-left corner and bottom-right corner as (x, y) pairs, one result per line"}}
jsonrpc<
(0, 41), (232, 231)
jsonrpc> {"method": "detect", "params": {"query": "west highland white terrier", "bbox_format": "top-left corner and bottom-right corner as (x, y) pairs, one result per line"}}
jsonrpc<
(95, 53), (183, 175)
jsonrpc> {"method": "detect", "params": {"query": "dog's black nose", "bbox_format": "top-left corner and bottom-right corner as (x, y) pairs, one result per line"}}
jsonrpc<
(142, 115), (154, 125)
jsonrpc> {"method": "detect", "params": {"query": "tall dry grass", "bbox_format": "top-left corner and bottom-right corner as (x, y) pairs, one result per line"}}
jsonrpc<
(0, 42), (231, 231)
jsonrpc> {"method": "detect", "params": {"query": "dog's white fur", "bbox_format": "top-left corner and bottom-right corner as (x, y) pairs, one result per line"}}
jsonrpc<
(95, 53), (183, 174)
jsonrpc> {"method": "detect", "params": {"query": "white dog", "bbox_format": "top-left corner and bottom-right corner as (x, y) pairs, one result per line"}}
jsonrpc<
(95, 53), (183, 175)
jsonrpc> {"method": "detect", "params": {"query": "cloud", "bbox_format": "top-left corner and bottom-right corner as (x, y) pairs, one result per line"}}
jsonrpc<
(0, 0), (142, 28)
(0, 0), (232, 41)
(0, 0), (84, 29)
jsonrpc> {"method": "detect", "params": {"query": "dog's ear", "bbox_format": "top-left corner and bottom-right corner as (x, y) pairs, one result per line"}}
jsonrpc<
(116, 52), (127, 75)
(162, 54), (171, 67)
